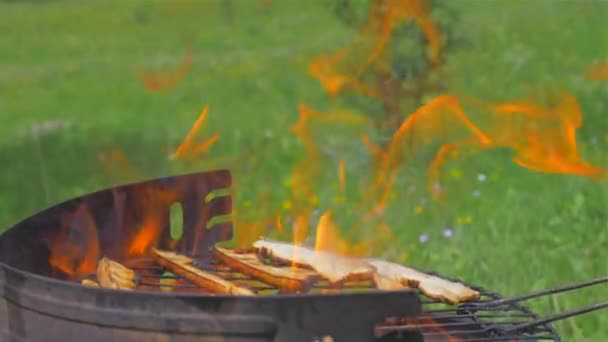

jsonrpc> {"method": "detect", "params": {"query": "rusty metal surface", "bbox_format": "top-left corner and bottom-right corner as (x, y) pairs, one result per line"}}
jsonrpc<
(0, 169), (233, 276)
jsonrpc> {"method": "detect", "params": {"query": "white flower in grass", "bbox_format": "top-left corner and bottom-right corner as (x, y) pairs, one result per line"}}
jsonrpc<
(590, 136), (598, 145)
(477, 173), (486, 182)
(27, 120), (73, 138)
(442, 228), (454, 238)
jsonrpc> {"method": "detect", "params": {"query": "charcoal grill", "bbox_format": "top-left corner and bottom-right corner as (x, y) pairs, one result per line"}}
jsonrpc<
(0, 169), (603, 341)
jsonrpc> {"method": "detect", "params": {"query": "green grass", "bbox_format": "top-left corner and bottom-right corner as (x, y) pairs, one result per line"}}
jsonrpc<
(1, 0), (608, 340)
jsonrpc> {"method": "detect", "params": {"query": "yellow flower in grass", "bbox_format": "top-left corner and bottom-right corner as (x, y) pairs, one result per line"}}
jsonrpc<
(282, 200), (292, 210)
(400, 251), (410, 263)
(309, 196), (319, 206)
(388, 192), (397, 201)
(415, 205), (424, 214)
(449, 168), (462, 179)
(456, 216), (472, 224)
(243, 200), (251, 208)
(492, 172), (500, 181)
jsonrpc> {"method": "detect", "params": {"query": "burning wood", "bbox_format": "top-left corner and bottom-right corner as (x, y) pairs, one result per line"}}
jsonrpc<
(96, 257), (137, 290)
(367, 259), (480, 304)
(214, 247), (318, 292)
(252, 238), (376, 284)
(152, 249), (254, 295)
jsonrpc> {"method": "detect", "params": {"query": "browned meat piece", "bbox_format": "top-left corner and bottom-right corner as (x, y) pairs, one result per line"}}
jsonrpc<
(214, 247), (319, 292)
(152, 249), (254, 295)
(252, 238), (375, 284)
(367, 259), (480, 304)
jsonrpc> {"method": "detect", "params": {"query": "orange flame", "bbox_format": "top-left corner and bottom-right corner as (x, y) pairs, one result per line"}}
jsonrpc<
(128, 219), (163, 256)
(49, 205), (99, 278)
(125, 187), (179, 257)
(584, 61), (608, 80)
(134, 42), (193, 93)
(287, 104), (323, 244)
(365, 92), (604, 202)
(309, 0), (441, 97)
(171, 104), (220, 161)
(314, 209), (372, 256)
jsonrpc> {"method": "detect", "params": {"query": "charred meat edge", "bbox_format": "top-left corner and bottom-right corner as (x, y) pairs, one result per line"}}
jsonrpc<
(214, 247), (318, 292)
(368, 259), (480, 304)
(152, 249), (254, 295)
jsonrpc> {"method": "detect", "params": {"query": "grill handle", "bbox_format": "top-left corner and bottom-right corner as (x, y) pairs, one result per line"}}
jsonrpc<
(469, 275), (608, 308)
(460, 275), (608, 336)
(502, 300), (608, 335)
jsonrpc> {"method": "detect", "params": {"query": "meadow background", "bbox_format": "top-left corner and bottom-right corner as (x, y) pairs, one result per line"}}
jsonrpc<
(1, 0), (607, 340)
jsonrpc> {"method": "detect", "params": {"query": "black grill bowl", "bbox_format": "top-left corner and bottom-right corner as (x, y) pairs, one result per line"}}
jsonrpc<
(0, 170), (422, 342)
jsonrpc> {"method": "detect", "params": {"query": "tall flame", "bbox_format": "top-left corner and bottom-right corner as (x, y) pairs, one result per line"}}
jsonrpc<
(171, 104), (220, 161)
(49, 205), (100, 278)
(361, 92), (604, 202)
(309, 0), (441, 98)
(584, 60), (608, 81)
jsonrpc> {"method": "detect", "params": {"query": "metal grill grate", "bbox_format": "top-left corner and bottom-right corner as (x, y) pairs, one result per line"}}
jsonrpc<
(122, 254), (561, 342)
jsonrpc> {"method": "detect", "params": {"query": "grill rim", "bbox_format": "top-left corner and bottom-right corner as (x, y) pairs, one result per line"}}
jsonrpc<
(1, 261), (422, 340)
(0, 169), (562, 341)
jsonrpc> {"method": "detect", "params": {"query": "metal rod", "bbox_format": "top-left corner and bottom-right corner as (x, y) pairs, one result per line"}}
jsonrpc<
(470, 276), (608, 308)
(502, 301), (608, 335)
(421, 332), (556, 341)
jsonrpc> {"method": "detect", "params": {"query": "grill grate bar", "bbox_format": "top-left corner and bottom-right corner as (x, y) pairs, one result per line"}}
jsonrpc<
(126, 255), (560, 341)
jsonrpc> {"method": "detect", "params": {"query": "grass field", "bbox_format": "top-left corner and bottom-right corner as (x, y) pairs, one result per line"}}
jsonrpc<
(1, 0), (607, 340)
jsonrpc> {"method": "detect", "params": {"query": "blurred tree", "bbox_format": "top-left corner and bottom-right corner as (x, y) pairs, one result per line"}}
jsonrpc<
(326, 0), (467, 145)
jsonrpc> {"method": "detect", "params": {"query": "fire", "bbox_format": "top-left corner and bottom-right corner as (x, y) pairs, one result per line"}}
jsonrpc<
(128, 219), (162, 256)
(134, 42), (193, 93)
(125, 186), (180, 257)
(309, 0), (441, 98)
(48, 1), (605, 285)
(171, 104), (220, 161)
(51, 103), (220, 278)
(584, 61), (608, 80)
(287, 104), (369, 247)
(365, 92), (604, 202)
(314, 210), (371, 256)
(49, 205), (100, 278)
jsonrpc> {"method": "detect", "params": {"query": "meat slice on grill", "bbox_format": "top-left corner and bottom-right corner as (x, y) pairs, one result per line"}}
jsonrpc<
(96, 257), (136, 290)
(81, 279), (100, 287)
(214, 247), (319, 292)
(252, 238), (376, 284)
(152, 249), (254, 295)
(368, 259), (480, 304)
